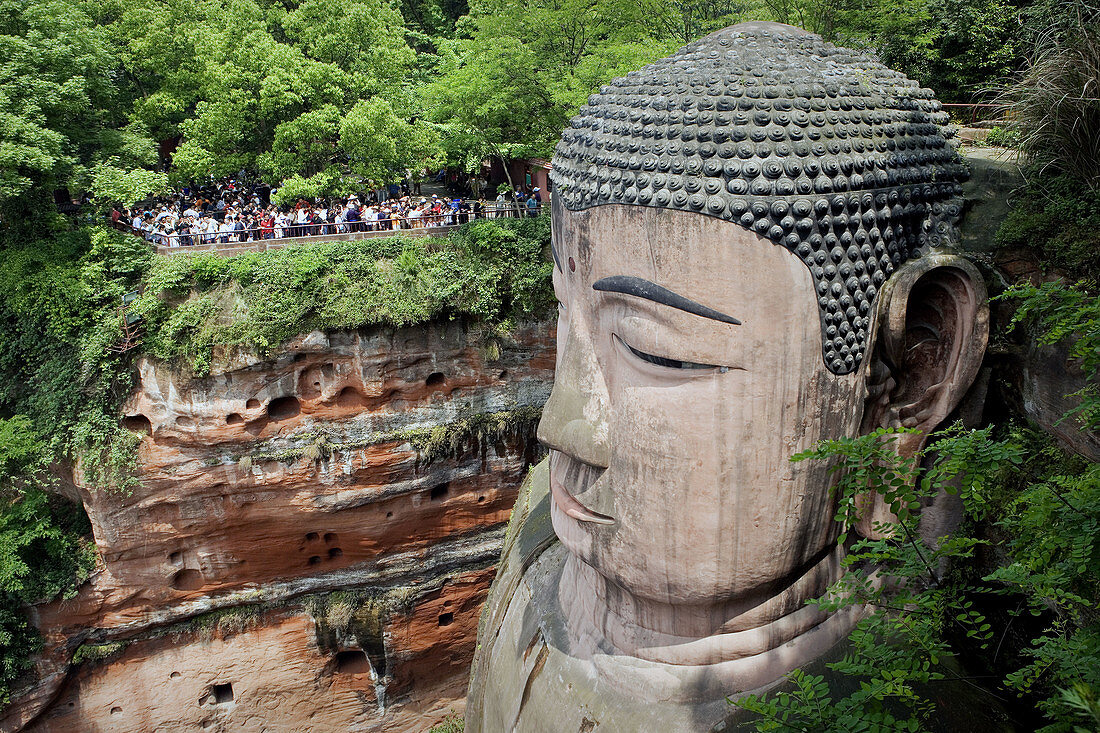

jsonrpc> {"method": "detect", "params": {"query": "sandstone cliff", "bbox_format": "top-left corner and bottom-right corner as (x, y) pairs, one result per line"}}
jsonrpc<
(4, 320), (554, 733)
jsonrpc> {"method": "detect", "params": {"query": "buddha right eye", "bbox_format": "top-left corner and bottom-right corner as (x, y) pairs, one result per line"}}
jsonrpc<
(615, 335), (722, 371)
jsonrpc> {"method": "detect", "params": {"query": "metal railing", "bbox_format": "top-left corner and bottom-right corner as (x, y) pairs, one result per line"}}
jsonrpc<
(128, 201), (544, 254)
(941, 103), (1006, 126)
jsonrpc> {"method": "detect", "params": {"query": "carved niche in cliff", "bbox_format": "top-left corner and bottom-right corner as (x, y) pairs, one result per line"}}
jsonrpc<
(466, 21), (990, 732)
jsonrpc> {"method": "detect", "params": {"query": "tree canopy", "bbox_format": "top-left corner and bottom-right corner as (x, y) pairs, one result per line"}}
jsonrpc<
(1, 0), (1043, 206)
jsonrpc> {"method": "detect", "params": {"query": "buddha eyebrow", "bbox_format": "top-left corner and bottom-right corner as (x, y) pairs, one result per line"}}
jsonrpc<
(592, 275), (741, 325)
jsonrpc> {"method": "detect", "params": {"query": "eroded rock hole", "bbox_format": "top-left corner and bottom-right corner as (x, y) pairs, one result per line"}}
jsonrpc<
(323, 532), (337, 543)
(122, 414), (151, 434)
(426, 372), (445, 387)
(438, 612), (454, 627)
(498, 370), (508, 380)
(170, 671), (181, 679)
(386, 511), (394, 518)
(297, 366), (325, 399)
(175, 416), (194, 428)
(308, 555), (322, 565)
(336, 386), (366, 408)
(246, 398), (260, 409)
(328, 547), (343, 559)
(168, 551), (183, 566)
(244, 417), (268, 436)
(170, 568), (203, 591)
(212, 683), (233, 704)
(477, 495), (486, 503)
(267, 395), (300, 421)
(430, 483), (450, 501)
(305, 532), (319, 542)
(335, 650), (370, 674)
(110, 706), (122, 715)
(226, 413), (244, 425)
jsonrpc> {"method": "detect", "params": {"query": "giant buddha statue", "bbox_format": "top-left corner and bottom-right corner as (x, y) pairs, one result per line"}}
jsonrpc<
(466, 21), (989, 732)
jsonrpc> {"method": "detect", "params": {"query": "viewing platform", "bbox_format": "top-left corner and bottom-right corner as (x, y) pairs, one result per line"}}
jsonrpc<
(153, 223), (463, 257)
(117, 202), (545, 257)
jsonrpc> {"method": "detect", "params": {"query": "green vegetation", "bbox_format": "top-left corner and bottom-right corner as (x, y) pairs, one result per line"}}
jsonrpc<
(136, 215), (552, 374)
(306, 586), (419, 674)
(70, 641), (126, 666)
(0, 417), (96, 704)
(983, 125), (1020, 148)
(428, 714), (466, 733)
(996, 176), (1100, 279)
(993, 5), (1100, 279)
(184, 605), (263, 641)
(1000, 20), (1100, 187)
(999, 281), (1100, 431)
(734, 422), (1100, 732)
(3, 0), (1042, 210)
(402, 405), (544, 463)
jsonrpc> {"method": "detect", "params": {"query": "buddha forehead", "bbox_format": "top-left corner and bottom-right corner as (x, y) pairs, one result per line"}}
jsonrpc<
(549, 21), (967, 375)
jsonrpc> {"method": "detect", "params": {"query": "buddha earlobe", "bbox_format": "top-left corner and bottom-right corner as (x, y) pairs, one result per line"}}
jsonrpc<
(856, 254), (989, 538)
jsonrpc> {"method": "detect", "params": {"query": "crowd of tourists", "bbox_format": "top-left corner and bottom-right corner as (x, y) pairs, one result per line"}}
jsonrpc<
(114, 174), (544, 248)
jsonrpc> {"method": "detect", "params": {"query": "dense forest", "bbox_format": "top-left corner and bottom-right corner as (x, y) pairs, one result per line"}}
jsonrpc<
(0, 0), (1059, 214)
(3, 0), (1100, 729)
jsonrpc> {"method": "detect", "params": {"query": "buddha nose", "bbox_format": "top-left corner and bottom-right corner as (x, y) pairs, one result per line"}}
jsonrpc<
(537, 316), (611, 468)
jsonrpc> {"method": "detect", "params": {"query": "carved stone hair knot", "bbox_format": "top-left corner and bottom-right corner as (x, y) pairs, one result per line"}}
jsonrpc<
(550, 22), (968, 375)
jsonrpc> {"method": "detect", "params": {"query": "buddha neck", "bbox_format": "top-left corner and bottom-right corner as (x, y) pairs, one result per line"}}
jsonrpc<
(558, 544), (848, 667)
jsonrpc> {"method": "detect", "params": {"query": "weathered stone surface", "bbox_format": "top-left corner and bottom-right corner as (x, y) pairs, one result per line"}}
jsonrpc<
(30, 567), (492, 733)
(468, 460), (1017, 733)
(6, 319), (554, 733)
(996, 338), (1100, 462)
(955, 148), (1100, 461)
(958, 147), (1024, 256)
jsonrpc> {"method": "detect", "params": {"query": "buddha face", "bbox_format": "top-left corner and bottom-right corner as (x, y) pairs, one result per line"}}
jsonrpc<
(538, 198), (869, 606)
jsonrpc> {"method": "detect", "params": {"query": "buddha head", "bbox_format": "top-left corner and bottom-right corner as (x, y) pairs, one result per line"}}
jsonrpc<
(536, 22), (988, 668)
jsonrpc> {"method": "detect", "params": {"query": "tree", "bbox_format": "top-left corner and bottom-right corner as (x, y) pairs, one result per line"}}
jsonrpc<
(428, 0), (677, 162)
(340, 99), (443, 186)
(279, 0), (415, 83)
(0, 0), (164, 220)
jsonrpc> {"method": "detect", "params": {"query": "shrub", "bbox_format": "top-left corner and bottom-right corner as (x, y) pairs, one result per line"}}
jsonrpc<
(1001, 22), (1100, 186)
(995, 174), (1100, 279)
(136, 215), (553, 374)
(983, 125), (1020, 148)
(428, 714), (464, 733)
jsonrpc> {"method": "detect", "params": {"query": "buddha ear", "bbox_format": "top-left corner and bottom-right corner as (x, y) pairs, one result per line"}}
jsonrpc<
(856, 254), (989, 536)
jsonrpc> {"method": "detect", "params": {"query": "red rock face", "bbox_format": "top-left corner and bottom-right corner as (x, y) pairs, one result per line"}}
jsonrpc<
(30, 568), (496, 733)
(6, 320), (554, 733)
